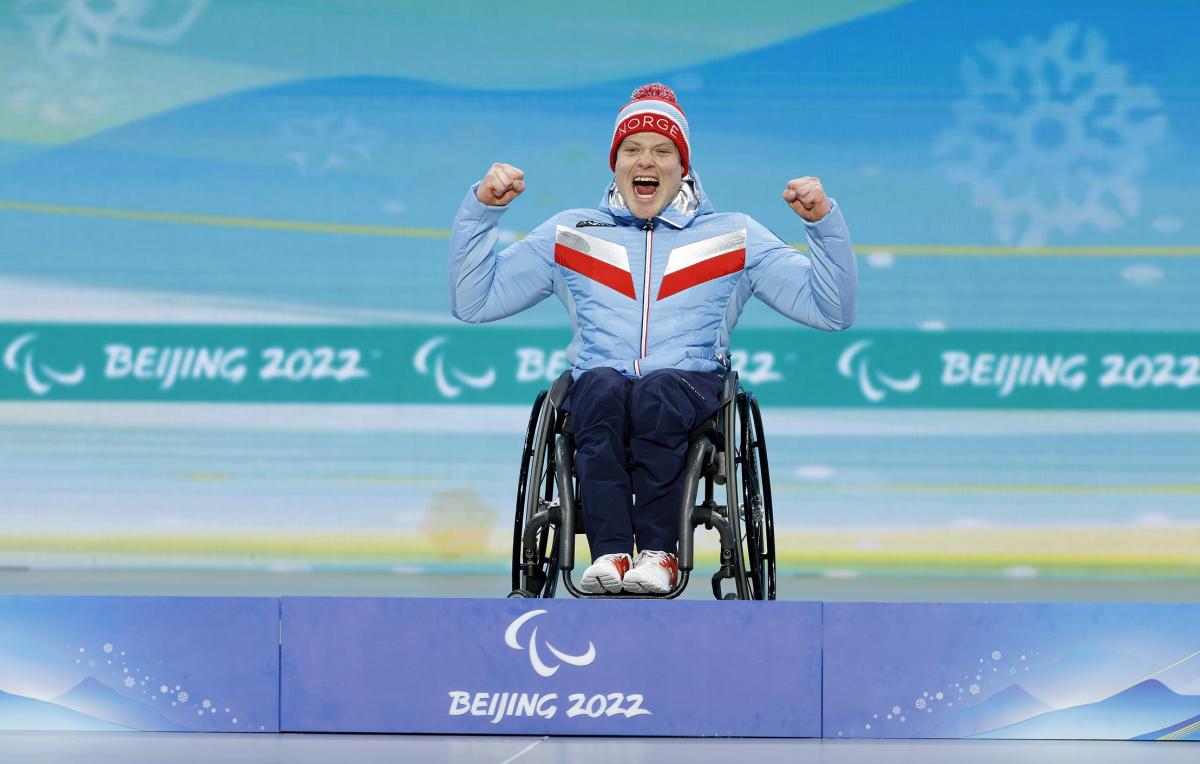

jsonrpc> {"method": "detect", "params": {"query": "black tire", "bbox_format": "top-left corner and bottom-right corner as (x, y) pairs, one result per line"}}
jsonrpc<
(511, 392), (559, 598)
(738, 391), (777, 600)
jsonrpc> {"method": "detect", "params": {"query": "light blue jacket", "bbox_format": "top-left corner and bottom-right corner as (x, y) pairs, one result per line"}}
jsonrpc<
(449, 174), (857, 378)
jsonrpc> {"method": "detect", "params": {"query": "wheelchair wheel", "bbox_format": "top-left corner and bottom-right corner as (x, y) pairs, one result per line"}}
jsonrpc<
(737, 391), (777, 600)
(511, 391), (560, 598)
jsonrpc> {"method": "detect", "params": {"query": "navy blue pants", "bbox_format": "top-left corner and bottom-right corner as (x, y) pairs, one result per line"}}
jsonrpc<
(564, 367), (725, 560)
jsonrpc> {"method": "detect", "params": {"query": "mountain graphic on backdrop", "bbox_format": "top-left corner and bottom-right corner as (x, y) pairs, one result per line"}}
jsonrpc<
(54, 677), (187, 732)
(0, 687), (129, 731)
(919, 683), (1053, 738)
(1018, 643), (1157, 709)
(1135, 711), (1200, 741)
(976, 679), (1200, 740)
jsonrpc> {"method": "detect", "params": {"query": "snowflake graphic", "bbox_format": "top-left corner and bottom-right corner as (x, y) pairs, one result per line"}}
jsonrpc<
(915, 697), (927, 710)
(991, 650), (1002, 661)
(123, 676), (135, 688)
(177, 690), (189, 703)
(891, 705), (902, 715)
(935, 692), (944, 701)
(969, 683), (981, 695)
(280, 114), (385, 176)
(936, 23), (1167, 246)
(8, 0), (208, 125)
(17, 0), (208, 63)
(102, 643), (113, 654)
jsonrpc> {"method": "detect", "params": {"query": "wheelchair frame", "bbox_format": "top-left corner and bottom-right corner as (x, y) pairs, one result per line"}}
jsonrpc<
(509, 370), (776, 600)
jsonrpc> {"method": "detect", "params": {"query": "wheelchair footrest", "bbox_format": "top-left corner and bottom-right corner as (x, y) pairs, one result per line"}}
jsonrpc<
(559, 569), (691, 600)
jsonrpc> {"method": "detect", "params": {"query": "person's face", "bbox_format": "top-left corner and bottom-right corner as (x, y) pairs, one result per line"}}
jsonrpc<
(614, 133), (684, 220)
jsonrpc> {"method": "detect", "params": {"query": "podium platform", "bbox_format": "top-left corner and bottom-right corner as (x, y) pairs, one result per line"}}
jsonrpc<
(2, 591), (1199, 741)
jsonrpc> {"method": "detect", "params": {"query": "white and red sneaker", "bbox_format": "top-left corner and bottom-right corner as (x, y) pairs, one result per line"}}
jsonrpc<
(580, 553), (632, 594)
(622, 550), (679, 594)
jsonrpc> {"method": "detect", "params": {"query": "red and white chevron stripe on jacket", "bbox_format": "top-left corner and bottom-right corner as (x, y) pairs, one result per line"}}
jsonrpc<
(657, 230), (746, 300)
(553, 225), (636, 299)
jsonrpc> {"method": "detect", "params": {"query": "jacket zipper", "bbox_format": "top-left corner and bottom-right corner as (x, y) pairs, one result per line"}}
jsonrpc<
(635, 219), (654, 376)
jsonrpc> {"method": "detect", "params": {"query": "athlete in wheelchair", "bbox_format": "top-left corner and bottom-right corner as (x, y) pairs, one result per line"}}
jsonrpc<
(512, 367), (778, 600)
(449, 84), (857, 599)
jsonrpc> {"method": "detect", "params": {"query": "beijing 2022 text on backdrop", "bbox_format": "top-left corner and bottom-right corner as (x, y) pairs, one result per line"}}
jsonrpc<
(0, 0), (1197, 577)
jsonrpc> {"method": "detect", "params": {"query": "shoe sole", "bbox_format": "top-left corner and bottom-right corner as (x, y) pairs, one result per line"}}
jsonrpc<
(580, 572), (623, 594)
(621, 577), (671, 595)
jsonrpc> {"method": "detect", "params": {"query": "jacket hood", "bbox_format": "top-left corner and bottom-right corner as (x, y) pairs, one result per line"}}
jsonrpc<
(599, 169), (715, 229)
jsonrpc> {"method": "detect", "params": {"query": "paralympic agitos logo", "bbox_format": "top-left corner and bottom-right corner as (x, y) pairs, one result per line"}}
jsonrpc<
(413, 336), (496, 399)
(3, 333), (86, 396)
(838, 339), (921, 403)
(504, 609), (596, 678)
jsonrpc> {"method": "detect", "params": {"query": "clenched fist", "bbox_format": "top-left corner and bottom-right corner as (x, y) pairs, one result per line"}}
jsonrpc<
(782, 176), (830, 222)
(476, 163), (526, 206)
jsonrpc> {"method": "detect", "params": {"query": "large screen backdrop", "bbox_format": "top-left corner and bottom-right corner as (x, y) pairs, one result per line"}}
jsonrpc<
(1, 0), (1197, 579)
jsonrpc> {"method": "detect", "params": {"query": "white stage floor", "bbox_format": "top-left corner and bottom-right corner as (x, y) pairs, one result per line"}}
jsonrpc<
(1, 731), (1196, 763)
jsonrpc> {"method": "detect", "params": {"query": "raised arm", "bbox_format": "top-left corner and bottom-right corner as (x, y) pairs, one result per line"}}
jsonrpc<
(745, 176), (857, 331)
(449, 163), (555, 323)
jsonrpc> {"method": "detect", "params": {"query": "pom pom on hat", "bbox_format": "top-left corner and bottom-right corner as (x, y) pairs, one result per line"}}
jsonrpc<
(609, 82), (691, 175)
(630, 83), (680, 103)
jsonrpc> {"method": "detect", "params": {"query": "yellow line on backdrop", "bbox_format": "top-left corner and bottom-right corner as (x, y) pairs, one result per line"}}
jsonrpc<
(774, 482), (1200, 495)
(856, 244), (1200, 256)
(0, 200), (448, 239)
(3, 199), (1198, 255)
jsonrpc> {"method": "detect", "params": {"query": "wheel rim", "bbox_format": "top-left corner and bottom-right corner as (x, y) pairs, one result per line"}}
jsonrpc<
(749, 394), (777, 600)
(738, 391), (766, 600)
(512, 393), (560, 597)
(512, 391), (547, 592)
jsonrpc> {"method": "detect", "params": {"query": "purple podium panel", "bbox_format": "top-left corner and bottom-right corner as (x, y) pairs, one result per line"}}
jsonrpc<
(0, 596), (280, 732)
(824, 603), (1200, 741)
(281, 597), (822, 737)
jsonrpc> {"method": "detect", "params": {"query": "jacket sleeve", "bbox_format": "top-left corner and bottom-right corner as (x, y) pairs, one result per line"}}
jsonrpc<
(744, 200), (857, 331)
(449, 183), (556, 323)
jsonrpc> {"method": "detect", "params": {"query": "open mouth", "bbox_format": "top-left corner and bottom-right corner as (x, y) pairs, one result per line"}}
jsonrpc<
(632, 176), (659, 200)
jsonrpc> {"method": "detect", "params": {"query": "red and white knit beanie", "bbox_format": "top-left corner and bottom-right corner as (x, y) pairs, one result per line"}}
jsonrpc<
(608, 83), (691, 176)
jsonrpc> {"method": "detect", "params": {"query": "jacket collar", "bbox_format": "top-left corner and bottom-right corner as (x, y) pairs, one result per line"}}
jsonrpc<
(600, 171), (713, 229)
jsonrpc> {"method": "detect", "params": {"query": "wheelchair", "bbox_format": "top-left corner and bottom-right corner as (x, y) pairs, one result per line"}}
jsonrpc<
(509, 369), (776, 600)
